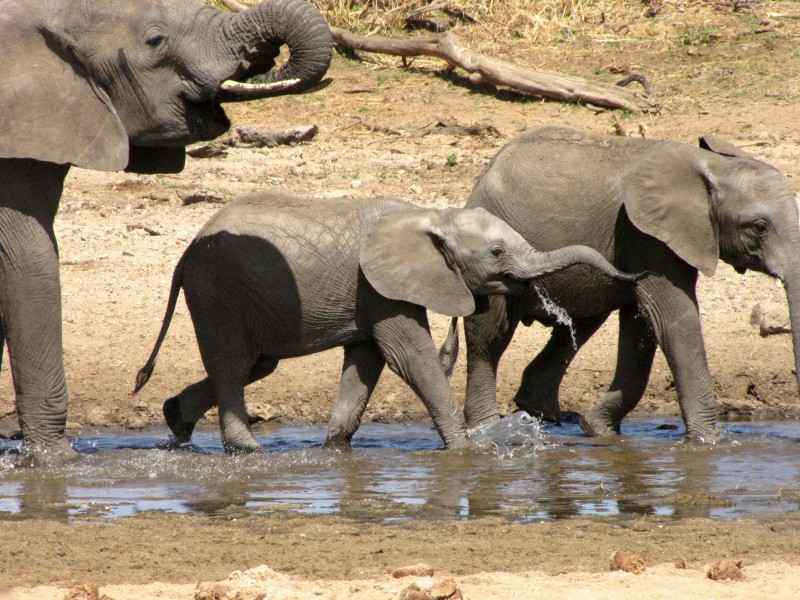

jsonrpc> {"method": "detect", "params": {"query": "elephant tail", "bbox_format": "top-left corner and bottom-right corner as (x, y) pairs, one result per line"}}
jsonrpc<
(438, 317), (460, 378)
(133, 252), (187, 394)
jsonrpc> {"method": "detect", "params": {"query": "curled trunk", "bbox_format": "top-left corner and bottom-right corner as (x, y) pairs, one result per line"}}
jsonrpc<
(226, 0), (332, 96)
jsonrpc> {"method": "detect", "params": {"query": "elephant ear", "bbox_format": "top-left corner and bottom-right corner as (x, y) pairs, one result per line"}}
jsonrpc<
(0, 25), (129, 170)
(623, 143), (719, 277)
(699, 135), (753, 159)
(360, 209), (476, 317)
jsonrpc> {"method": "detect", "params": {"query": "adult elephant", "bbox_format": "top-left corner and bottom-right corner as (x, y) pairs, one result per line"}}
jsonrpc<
(0, 0), (332, 465)
(461, 125), (800, 441)
(133, 192), (638, 452)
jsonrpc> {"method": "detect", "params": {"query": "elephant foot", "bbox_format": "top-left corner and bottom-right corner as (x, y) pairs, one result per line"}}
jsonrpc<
(514, 405), (561, 425)
(579, 410), (621, 437)
(684, 426), (726, 444)
(442, 435), (470, 451)
(16, 439), (80, 468)
(222, 440), (265, 455)
(163, 396), (195, 445)
(322, 435), (353, 452)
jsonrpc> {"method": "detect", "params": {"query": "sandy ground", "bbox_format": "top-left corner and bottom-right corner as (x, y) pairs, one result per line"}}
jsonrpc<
(3, 1), (800, 598)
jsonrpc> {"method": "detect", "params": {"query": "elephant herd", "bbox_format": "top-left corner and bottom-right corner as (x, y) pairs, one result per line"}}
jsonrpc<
(1, 0), (798, 466)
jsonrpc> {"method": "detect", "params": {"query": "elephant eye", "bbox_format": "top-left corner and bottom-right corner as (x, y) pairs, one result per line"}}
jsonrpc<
(490, 245), (505, 258)
(145, 31), (168, 49)
(752, 220), (769, 236)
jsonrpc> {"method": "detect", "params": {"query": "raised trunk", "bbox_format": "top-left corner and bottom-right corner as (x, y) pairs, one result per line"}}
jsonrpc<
(523, 245), (639, 283)
(226, 0), (332, 95)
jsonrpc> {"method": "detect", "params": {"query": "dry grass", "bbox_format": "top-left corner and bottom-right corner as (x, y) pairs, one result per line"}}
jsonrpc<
(213, 0), (800, 104)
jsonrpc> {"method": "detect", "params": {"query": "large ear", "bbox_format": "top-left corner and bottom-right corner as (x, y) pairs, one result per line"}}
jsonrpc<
(623, 143), (719, 277)
(699, 135), (753, 159)
(0, 25), (129, 170)
(360, 209), (476, 317)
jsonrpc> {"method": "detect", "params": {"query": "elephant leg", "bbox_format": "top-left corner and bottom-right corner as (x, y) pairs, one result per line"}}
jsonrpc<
(167, 357), (278, 447)
(372, 310), (468, 449)
(580, 305), (657, 436)
(513, 315), (608, 423)
(2, 239), (77, 466)
(463, 295), (519, 428)
(632, 273), (720, 440)
(323, 341), (385, 450)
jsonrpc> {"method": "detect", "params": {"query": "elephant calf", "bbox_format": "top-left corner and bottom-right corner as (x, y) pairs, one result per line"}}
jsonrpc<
(134, 192), (638, 452)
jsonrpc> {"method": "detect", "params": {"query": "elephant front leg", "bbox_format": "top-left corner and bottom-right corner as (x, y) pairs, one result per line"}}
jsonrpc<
(1, 243), (77, 466)
(324, 341), (385, 450)
(463, 296), (518, 429)
(373, 311), (468, 449)
(579, 305), (657, 436)
(513, 316), (607, 423)
(632, 274), (721, 441)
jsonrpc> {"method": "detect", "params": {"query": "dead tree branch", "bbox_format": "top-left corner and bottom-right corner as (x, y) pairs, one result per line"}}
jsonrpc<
(331, 28), (660, 113)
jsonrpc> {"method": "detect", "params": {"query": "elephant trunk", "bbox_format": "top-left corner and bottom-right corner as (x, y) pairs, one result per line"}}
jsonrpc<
(223, 0), (332, 97)
(782, 270), (800, 395)
(521, 245), (640, 283)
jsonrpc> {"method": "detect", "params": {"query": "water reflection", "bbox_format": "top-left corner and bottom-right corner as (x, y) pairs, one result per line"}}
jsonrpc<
(0, 418), (798, 523)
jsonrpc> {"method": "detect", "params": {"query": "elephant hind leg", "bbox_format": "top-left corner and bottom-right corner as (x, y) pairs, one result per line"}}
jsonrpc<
(580, 305), (656, 436)
(513, 315), (607, 423)
(167, 357), (278, 449)
(324, 341), (385, 450)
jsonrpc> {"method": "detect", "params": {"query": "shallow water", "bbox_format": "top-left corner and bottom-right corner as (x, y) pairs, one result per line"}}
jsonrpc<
(1, 415), (798, 523)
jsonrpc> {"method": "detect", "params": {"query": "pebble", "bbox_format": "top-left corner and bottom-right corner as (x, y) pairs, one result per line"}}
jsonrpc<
(610, 550), (646, 574)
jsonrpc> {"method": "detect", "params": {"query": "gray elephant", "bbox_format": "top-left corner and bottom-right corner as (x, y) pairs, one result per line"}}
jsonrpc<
(133, 192), (638, 452)
(0, 0), (332, 465)
(460, 125), (800, 441)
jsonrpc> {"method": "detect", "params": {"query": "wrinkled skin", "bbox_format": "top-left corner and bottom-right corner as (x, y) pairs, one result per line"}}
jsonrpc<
(134, 192), (637, 452)
(462, 125), (800, 441)
(0, 0), (332, 466)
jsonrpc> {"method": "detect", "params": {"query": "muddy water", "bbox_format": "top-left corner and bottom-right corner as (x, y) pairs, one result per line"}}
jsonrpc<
(0, 415), (798, 523)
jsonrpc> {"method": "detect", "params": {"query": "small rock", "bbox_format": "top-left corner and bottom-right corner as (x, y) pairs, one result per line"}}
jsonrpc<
(610, 550), (646, 574)
(430, 578), (459, 599)
(409, 184), (422, 195)
(64, 584), (99, 600)
(247, 401), (278, 425)
(398, 583), (432, 600)
(707, 558), (745, 581)
(675, 556), (688, 569)
(351, 179), (362, 189)
(750, 302), (791, 336)
(393, 563), (435, 578)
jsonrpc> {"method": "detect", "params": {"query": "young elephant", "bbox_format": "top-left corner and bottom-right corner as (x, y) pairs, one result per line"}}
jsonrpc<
(134, 192), (638, 452)
(461, 125), (800, 441)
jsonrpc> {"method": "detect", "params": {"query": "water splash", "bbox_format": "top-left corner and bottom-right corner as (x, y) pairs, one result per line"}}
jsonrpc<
(532, 284), (577, 349)
(467, 411), (551, 458)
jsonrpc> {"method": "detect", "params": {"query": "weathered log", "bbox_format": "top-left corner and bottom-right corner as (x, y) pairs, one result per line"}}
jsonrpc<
(331, 28), (660, 113)
(236, 125), (319, 148)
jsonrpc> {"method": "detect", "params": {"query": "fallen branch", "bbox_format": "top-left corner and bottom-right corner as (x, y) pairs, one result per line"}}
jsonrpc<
(187, 126), (319, 158)
(416, 115), (502, 138)
(331, 28), (660, 113)
(345, 117), (405, 135)
(236, 125), (318, 147)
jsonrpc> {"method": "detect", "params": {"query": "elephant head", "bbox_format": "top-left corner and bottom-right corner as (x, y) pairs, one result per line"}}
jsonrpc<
(623, 136), (800, 395)
(0, 0), (332, 173)
(360, 207), (638, 317)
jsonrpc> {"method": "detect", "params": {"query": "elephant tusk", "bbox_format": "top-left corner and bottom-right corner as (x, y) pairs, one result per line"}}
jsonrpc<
(219, 78), (302, 97)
